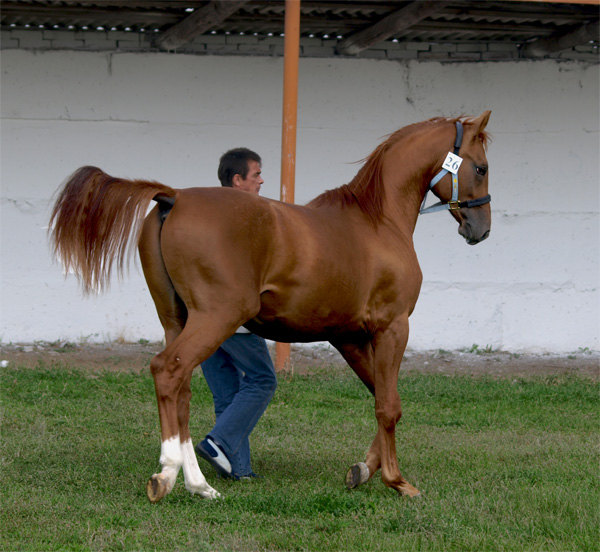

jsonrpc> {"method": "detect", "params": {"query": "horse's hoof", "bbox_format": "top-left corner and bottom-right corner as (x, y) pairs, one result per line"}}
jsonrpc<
(146, 474), (169, 504)
(201, 486), (221, 500)
(345, 462), (370, 489)
(186, 483), (221, 500)
(398, 482), (421, 497)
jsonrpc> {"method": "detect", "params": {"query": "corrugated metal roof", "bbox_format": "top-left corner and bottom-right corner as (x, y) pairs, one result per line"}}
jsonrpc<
(2, 1), (598, 58)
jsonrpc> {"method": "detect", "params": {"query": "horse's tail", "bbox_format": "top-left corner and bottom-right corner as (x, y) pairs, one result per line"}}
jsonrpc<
(49, 165), (177, 294)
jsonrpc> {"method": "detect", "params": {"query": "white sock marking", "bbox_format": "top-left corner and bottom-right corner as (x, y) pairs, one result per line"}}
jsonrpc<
(181, 439), (220, 499)
(158, 435), (182, 493)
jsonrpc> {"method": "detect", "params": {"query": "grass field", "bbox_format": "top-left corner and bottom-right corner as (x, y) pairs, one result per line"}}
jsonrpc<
(1, 358), (598, 551)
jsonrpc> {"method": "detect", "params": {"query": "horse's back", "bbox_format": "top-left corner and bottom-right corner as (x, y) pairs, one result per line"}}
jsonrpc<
(160, 187), (368, 281)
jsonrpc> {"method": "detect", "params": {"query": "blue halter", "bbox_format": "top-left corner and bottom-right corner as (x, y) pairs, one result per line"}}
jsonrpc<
(420, 121), (491, 215)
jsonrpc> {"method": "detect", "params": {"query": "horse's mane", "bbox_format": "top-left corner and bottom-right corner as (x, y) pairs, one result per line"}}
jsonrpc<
(308, 115), (490, 225)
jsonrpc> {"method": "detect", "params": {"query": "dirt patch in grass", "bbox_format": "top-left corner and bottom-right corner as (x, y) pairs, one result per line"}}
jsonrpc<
(1, 341), (597, 379)
(290, 343), (599, 379)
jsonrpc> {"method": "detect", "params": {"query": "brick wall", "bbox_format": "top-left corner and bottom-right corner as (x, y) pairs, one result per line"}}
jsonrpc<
(2, 28), (598, 62)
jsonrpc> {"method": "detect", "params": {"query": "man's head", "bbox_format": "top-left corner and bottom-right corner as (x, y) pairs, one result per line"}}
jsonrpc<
(218, 148), (263, 195)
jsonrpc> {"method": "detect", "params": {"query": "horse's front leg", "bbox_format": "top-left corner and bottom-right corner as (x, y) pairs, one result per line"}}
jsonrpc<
(336, 317), (420, 497)
(371, 318), (419, 496)
(333, 341), (381, 487)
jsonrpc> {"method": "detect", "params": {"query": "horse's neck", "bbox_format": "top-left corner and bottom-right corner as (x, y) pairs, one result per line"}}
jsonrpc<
(307, 122), (455, 235)
(382, 122), (455, 235)
(381, 126), (454, 236)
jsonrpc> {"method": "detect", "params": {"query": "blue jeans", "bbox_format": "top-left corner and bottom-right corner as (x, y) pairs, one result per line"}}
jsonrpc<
(201, 333), (277, 477)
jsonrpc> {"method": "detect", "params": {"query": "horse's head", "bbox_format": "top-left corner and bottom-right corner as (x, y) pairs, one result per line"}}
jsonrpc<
(452, 111), (491, 245)
(427, 111), (492, 245)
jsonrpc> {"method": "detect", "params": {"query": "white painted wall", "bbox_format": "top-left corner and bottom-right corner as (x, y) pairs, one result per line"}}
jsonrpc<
(1, 49), (598, 352)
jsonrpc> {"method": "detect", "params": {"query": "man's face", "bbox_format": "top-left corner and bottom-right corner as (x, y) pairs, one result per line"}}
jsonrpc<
(233, 160), (263, 195)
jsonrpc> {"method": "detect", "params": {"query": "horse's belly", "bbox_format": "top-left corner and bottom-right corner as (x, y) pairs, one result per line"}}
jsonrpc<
(243, 318), (364, 344)
(245, 295), (366, 343)
(243, 320), (329, 343)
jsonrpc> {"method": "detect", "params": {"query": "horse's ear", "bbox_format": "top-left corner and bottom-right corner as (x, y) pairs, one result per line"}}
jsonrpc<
(473, 110), (491, 132)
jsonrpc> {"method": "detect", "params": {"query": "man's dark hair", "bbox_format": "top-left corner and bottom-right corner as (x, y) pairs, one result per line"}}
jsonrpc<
(217, 148), (262, 187)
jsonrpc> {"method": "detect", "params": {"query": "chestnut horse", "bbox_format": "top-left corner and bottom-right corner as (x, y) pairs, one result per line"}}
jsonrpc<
(50, 111), (492, 503)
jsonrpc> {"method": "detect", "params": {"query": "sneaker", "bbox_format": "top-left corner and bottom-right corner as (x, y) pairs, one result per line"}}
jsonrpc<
(195, 437), (232, 478)
(237, 472), (262, 481)
(216, 471), (261, 481)
(237, 472), (263, 481)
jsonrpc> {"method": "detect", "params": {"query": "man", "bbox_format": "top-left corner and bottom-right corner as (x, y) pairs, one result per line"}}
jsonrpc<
(195, 148), (278, 480)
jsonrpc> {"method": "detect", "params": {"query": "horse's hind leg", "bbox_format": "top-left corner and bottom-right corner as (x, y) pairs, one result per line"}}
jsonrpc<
(140, 208), (218, 500)
(176, 366), (217, 497)
(140, 207), (213, 501)
(146, 313), (234, 503)
(139, 205), (187, 347)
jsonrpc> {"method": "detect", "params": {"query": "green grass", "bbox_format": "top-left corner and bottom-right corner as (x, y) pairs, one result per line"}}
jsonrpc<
(1, 362), (598, 551)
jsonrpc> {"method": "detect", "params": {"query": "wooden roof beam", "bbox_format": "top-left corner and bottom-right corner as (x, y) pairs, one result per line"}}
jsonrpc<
(522, 20), (599, 57)
(503, 0), (599, 5)
(156, 1), (249, 50)
(336, 0), (450, 56)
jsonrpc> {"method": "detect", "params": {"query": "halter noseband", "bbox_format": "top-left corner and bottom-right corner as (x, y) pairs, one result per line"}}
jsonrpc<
(420, 121), (491, 215)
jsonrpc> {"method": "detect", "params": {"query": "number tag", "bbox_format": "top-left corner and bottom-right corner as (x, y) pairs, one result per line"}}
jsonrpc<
(442, 152), (463, 174)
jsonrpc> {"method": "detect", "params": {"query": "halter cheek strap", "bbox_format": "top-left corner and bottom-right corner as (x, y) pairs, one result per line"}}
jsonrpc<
(420, 121), (491, 215)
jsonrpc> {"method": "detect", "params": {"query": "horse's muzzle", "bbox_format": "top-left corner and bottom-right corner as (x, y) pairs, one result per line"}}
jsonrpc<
(459, 222), (490, 245)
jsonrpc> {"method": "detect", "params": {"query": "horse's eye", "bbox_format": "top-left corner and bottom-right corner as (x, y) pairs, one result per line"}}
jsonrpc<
(476, 165), (488, 177)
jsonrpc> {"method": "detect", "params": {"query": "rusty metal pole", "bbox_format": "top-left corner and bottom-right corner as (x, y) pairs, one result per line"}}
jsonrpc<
(275, 0), (300, 372)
